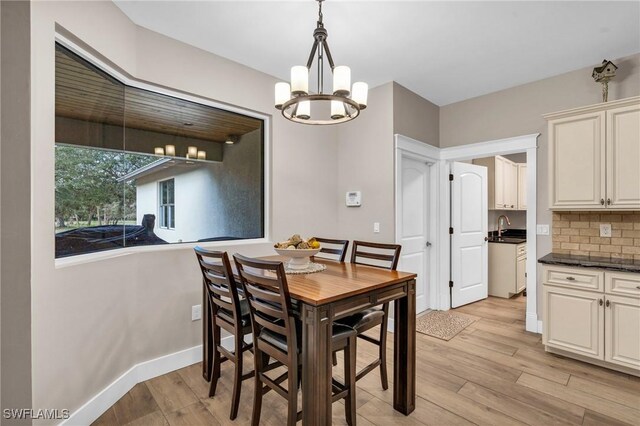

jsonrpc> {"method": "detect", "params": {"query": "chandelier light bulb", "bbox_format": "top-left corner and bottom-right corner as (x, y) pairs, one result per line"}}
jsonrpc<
(352, 82), (369, 108)
(331, 100), (346, 119)
(333, 66), (351, 96)
(296, 100), (311, 120)
(291, 66), (309, 95)
(275, 82), (291, 108)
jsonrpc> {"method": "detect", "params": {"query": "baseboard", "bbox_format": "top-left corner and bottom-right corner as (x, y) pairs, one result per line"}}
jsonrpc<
(525, 312), (542, 334)
(61, 335), (234, 426)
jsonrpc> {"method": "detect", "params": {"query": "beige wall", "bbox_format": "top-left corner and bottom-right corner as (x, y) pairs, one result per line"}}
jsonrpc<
(440, 52), (640, 317)
(393, 82), (440, 147)
(31, 1), (340, 422)
(1, 1), (32, 424)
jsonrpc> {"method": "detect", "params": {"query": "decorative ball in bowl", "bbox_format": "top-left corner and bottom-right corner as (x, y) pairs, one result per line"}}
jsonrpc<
(273, 234), (322, 270)
(274, 247), (321, 270)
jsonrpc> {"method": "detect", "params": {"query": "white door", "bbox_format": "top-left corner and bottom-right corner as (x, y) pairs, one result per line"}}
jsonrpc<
(451, 162), (488, 308)
(398, 156), (429, 313)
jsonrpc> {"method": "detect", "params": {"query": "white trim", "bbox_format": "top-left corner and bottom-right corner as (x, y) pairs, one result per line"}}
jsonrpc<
(525, 147), (538, 333)
(394, 135), (442, 311)
(440, 134), (539, 161)
(53, 31), (273, 263)
(58, 341), (217, 426)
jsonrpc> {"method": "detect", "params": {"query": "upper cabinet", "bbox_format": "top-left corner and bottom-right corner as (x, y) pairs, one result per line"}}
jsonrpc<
(545, 97), (640, 210)
(473, 155), (525, 210)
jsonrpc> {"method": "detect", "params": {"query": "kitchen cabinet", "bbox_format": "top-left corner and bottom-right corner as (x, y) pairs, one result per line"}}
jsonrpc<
(488, 242), (526, 298)
(545, 96), (640, 210)
(542, 265), (640, 375)
(473, 155), (523, 210)
(517, 164), (527, 210)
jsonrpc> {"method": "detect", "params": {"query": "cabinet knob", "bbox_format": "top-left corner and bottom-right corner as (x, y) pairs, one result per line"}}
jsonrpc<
(600, 198), (605, 205)
(511, 205), (515, 208)
(599, 299), (603, 306)
(636, 286), (640, 290)
(566, 276), (576, 281)
(605, 300), (610, 307)
(607, 198), (611, 205)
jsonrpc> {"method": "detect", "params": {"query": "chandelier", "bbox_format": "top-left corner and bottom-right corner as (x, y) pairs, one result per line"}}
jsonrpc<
(274, 0), (368, 125)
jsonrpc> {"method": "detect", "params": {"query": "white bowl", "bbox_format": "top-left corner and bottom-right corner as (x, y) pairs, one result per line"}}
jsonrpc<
(274, 247), (321, 270)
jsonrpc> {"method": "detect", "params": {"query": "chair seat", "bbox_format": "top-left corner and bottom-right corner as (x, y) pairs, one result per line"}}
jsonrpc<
(217, 298), (251, 327)
(259, 322), (356, 354)
(337, 307), (385, 332)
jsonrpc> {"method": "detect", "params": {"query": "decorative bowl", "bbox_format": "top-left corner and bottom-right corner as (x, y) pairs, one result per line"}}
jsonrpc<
(274, 247), (321, 270)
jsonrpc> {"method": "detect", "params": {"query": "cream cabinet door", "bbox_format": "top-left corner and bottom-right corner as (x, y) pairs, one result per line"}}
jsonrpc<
(606, 104), (640, 209)
(543, 286), (604, 360)
(494, 156), (506, 209)
(549, 112), (606, 209)
(504, 160), (518, 210)
(605, 294), (640, 371)
(517, 164), (527, 210)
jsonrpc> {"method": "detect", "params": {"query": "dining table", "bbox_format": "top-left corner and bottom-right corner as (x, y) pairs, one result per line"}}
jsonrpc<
(201, 255), (417, 425)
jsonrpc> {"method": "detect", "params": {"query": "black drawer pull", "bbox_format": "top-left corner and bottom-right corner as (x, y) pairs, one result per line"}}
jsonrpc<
(566, 276), (576, 281)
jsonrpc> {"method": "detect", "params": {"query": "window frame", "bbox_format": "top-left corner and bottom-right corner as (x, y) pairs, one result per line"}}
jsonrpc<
(158, 178), (175, 230)
(54, 32), (271, 268)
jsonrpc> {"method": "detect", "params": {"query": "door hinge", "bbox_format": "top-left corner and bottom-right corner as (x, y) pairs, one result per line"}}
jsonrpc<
(449, 281), (454, 288)
(449, 173), (454, 181)
(449, 227), (454, 235)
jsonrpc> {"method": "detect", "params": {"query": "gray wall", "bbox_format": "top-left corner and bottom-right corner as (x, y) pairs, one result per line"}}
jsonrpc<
(393, 82), (440, 147)
(440, 52), (640, 317)
(1, 1), (32, 424)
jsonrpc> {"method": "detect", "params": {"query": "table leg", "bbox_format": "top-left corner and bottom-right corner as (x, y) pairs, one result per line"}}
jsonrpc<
(202, 283), (213, 381)
(393, 279), (416, 414)
(301, 303), (332, 425)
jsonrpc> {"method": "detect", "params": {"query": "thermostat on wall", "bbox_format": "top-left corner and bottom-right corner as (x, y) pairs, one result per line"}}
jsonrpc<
(346, 191), (362, 207)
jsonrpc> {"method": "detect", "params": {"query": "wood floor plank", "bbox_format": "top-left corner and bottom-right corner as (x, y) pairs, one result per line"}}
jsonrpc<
(567, 375), (640, 409)
(92, 407), (118, 426)
(453, 330), (519, 356)
(146, 371), (199, 414)
(517, 373), (640, 425)
(582, 409), (635, 426)
(457, 382), (576, 426)
(112, 383), (160, 425)
(164, 401), (220, 426)
(122, 410), (168, 426)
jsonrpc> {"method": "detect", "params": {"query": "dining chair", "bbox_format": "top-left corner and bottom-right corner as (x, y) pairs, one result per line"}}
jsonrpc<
(335, 241), (401, 391)
(312, 237), (350, 262)
(194, 247), (254, 420)
(233, 254), (358, 426)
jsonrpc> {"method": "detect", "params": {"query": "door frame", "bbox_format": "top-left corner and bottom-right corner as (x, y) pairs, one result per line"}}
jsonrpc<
(394, 133), (540, 333)
(394, 136), (440, 312)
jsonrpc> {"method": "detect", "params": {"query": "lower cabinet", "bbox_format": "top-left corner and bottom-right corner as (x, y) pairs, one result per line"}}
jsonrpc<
(489, 242), (527, 298)
(543, 285), (604, 360)
(605, 295), (640, 370)
(542, 265), (640, 375)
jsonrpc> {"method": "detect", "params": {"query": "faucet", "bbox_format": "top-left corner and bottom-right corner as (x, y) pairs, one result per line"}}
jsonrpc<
(497, 214), (511, 239)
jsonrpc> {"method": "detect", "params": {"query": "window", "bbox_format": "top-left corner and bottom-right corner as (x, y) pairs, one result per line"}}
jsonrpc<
(159, 179), (175, 229)
(55, 43), (265, 258)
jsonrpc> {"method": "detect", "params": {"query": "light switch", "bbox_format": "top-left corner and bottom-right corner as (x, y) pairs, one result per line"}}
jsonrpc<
(373, 222), (380, 233)
(192, 305), (202, 321)
(600, 224), (612, 238)
(536, 224), (550, 235)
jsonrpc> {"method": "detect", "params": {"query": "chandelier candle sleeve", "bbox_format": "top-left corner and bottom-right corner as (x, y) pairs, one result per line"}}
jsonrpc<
(291, 66), (309, 95)
(331, 100), (346, 119)
(333, 66), (351, 96)
(154, 147), (165, 155)
(275, 82), (291, 108)
(197, 150), (206, 160)
(187, 146), (198, 158)
(165, 144), (176, 156)
(352, 82), (368, 107)
(296, 100), (311, 120)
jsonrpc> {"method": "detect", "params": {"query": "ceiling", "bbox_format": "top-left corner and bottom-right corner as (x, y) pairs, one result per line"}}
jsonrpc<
(56, 44), (262, 144)
(114, 1), (640, 106)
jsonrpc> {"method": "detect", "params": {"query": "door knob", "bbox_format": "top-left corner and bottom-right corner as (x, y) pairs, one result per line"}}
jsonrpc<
(426, 242), (432, 247)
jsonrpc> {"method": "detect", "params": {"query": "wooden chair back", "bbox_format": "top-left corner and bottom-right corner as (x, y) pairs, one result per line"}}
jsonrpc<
(313, 237), (350, 262)
(233, 254), (297, 364)
(194, 247), (243, 331)
(350, 240), (402, 270)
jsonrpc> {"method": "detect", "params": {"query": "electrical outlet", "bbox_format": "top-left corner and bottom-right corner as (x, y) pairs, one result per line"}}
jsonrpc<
(600, 224), (612, 238)
(191, 304), (202, 321)
(536, 224), (550, 235)
(373, 222), (380, 233)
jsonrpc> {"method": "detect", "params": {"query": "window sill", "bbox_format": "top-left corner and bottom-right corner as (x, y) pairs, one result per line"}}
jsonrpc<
(54, 238), (272, 269)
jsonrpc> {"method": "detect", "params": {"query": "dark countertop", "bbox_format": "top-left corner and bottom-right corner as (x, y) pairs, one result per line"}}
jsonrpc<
(488, 229), (526, 244)
(538, 253), (640, 273)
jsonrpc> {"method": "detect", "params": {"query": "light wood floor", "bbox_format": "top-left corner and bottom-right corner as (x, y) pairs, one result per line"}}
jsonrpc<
(93, 295), (640, 425)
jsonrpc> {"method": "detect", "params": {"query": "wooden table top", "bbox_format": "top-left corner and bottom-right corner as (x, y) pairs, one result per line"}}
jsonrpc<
(250, 256), (417, 306)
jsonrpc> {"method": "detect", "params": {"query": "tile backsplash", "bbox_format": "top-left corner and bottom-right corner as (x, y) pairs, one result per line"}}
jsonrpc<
(552, 211), (640, 260)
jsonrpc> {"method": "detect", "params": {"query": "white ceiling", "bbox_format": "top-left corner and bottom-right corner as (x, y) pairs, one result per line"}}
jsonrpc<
(114, 1), (640, 106)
